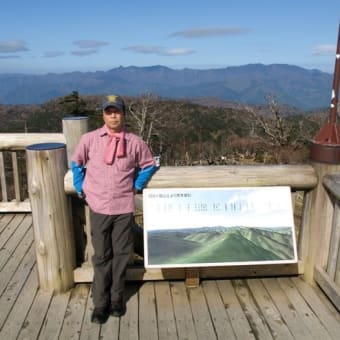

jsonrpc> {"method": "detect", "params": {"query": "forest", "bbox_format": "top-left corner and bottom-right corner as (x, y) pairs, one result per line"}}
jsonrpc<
(0, 91), (329, 165)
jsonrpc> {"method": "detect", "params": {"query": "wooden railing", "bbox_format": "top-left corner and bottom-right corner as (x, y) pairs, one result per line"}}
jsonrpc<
(0, 133), (65, 212)
(0, 122), (339, 310)
(314, 173), (340, 310)
(66, 164), (317, 284)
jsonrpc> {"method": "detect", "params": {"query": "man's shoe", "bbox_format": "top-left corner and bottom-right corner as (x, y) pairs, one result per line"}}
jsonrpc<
(110, 300), (125, 317)
(91, 306), (109, 324)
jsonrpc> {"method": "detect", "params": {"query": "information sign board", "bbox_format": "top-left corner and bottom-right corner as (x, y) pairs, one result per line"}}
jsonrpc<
(143, 187), (297, 268)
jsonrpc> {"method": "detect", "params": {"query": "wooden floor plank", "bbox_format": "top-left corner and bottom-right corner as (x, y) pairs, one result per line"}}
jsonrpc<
(120, 284), (139, 340)
(201, 280), (236, 340)
(16, 287), (54, 340)
(0, 244), (36, 328)
(247, 278), (294, 339)
(188, 285), (217, 340)
(233, 279), (273, 340)
(100, 311), (120, 340)
(155, 281), (178, 340)
(0, 213), (340, 340)
(139, 282), (158, 340)
(216, 280), (255, 340)
(291, 277), (340, 340)
(0, 228), (33, 295)
(79, 287), (101, 340)
(38, 290), (71, 340)
(170, 281), (198, 340)
(0, 213), (15, 234)
(0, 266), (39, 339)
(261, 278), (313, 340)
(58, 284), (90, 340)
(0, 213), (25, 248)
(277, 277), (333, 340)
(0, 214), (32, 270)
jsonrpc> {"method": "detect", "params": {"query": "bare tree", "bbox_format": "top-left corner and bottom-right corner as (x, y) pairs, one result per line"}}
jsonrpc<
(127, 92), (159, 144)
(127, 93), (185, 157)
(244, 94), (306, 148)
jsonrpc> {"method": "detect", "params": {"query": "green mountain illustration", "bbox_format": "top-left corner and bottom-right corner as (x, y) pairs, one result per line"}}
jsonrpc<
(147, 226), (295, 265)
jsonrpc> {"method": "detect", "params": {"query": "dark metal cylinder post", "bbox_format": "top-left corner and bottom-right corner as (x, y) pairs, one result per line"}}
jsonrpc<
(26, 142), (76, 292)
(311, 23), (340, 163)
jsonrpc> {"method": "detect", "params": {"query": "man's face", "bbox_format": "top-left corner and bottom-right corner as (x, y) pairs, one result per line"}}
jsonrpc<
(103, 106), (124, 132)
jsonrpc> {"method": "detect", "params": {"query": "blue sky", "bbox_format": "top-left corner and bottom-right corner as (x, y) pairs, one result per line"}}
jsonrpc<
(0, 0), (339, 74)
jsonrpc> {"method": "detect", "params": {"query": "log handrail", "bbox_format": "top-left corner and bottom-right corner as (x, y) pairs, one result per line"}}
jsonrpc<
(0, 133), (65, 212)
(0, 133), (65, 150)
(64, 164), (318, 193)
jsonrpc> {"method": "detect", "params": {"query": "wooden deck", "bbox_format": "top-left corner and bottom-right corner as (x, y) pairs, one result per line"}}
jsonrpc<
(1, 213), (339, 340)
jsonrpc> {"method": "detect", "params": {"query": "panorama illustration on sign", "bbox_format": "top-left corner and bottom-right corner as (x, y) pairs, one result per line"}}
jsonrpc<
(143, 186), (298, 268)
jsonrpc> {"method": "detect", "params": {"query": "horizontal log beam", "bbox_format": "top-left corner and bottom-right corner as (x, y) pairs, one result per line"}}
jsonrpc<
(0, 201), (31, 212)
(64, 164), (318, 193)
(74, 261), (304, 282)
(0, 133), (65, 150)
(314, 266), (340, 311)
(323, 173), (340, 200)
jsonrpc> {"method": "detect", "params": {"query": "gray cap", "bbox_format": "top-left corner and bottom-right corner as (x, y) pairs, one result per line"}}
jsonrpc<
(102, 94), (125, 113)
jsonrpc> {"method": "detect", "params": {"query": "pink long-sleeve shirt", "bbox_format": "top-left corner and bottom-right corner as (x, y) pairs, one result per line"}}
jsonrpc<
(72, 125), (155, 215)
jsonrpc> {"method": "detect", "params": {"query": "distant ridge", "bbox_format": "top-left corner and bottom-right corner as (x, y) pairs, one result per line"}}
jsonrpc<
(0, 64), (332, 109)
(147, 225), (295, 265)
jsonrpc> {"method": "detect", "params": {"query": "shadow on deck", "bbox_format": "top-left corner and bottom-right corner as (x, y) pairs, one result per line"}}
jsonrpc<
(1, 213), (339, 339)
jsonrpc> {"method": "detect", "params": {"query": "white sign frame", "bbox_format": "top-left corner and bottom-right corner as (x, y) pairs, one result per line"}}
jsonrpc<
(143, 186), (298, 268)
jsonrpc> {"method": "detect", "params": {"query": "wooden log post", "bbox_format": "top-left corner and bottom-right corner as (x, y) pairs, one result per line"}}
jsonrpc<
(26, 142), (76, 293)
(62, 116), (88, 167)
(62, 117), (90, 266)
(301, 162), (340, 284)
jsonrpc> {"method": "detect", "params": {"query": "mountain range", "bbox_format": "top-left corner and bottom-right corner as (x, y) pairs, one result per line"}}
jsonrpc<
(147, 226), (295, 266)
(0, 64), (333, 109)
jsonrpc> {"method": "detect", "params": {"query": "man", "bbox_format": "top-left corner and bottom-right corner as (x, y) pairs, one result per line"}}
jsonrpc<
(71, 94), (158, 324)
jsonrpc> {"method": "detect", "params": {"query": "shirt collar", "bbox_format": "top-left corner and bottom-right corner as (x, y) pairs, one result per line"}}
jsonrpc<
(99, 125), (130, 139)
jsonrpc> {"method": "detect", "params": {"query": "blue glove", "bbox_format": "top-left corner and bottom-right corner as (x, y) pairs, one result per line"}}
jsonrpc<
(71, 161), (86, 197)
(134, 165), (159, 191)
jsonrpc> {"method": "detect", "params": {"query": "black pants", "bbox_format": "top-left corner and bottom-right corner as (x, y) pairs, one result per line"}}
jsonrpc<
(90, 210), (134, 308)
